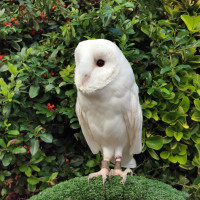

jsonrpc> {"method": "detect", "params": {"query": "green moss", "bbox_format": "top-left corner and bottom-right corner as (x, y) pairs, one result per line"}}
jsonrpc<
(29, 176), (190, 200)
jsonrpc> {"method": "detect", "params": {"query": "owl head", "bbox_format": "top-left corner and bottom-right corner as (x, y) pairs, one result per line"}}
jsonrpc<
(74, 39), (128, 94)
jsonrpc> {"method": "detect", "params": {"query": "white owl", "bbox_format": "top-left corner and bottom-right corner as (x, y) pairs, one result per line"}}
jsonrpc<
(74, 39), (142, 185)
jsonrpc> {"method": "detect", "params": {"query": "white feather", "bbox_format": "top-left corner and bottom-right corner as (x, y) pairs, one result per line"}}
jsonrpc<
(75, 39), (142, 168)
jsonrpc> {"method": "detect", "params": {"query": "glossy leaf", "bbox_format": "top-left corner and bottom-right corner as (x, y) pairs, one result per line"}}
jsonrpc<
(40, 133), (53, 143)
(181, 15), (200, 33)
(174, 132), (183, 141)
(179, 96), (190, 113)
(146, 136), (164, 150)
(160, 151), (170, 159)
(148, 149), (160, 160)
(12, 147), (26, 154)
(2, 154), (12, 167)
(7, 130), (20, 135)
(0, 139), (6, 148)
(29, 85), (40, 98)
(194, 99), (200, 111)
(191, 111), (200, 121)
(30, 138), (39, 156)
(27, 177), (40, 185)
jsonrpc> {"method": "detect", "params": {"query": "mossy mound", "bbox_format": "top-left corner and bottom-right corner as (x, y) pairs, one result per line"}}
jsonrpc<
(29, 176), (190, 200)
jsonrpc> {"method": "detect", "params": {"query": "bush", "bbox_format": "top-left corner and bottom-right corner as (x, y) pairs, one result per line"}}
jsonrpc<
(29, 176), (189, 200)
(0, 0), (200, 199)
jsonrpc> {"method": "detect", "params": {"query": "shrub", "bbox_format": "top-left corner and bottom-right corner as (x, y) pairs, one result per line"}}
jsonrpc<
(29, 176), (189, 200)
(0, 0), (200, 199)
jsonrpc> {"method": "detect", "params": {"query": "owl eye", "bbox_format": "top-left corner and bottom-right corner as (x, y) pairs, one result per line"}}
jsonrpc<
(96, 59), (105, 67)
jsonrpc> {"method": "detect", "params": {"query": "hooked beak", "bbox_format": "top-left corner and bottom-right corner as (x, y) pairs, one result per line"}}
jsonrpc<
(81, 73), (90, 86)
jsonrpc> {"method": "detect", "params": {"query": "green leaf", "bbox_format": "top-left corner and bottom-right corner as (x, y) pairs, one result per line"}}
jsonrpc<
(0, 139), (6, 148)
(147, 88), (154, 95)
(29, 85), (40, 98)
(148, 149), (160, 160)
(27, 177), (40, 185)
(195, 144), (200, 157)
(8, 62), (19, 76)
(142, 100), (157, 109)
(86, 160), (96, 168)
(12, 147), (26, 154)
(0, 8), (5, 17)
(33, 20), (40, 31)
(31, 165), (40, 172)
(181, 15), (200, 33)
(191, 134), (200, 143)
(28, 183), (36, 192)
(140, 71), (152, 85)
(160, 151), (170, 159)
(168, 154), (177, 163)
(21, 47), (27, 57)
(146, 136), (164, 150)
(124, 2), (135, 8)
(191, 111), (200, 121)
(25, 167), (32, 177)
(3, 103), (11, 117)
(59, 82), (67, 87)
(160, 88), (170, 94)
(162, 112), (178, 124)
(143, 109), (152, 119)
(9, 41), (21, 51)
(166, 126), (176, 137)
(178, 117), (189, 129)
(70, 123), (80, 129)
(141, 25), (150, 36)
(49, 172), (58, 180)
(20, 165), (29, 172)
(179, 96), (190, 113)
(30, 138), (39, 156)
(160, 66), (171, 74)
(175, 65), (191, 73)
(0, 174), (5, 182)
(65, 89), (76, 96)
(176, 154), (187, 165)
(174, 132), (183, 141)
(174, 74), (180, 82)
(45, 84), (54, 92)
(194, 99), (200, 111)
(2, 154), (12, 167)
(0, 78), (8, 95)
(8, 130), (20, 135)
(83, 19), (89, 27)
(0, 65), (8, 72)
(40, 133), (53, 143)
(189, 55), (200, 64)
(1, 188), (7, 196)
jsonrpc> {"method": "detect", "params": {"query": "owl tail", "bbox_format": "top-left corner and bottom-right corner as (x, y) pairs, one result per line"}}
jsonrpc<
(121, 156), (136, 168)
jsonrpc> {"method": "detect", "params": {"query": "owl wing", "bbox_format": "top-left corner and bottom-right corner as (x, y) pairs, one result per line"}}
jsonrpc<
(124, 85), (143, 155)
(76, 99), (101, 154)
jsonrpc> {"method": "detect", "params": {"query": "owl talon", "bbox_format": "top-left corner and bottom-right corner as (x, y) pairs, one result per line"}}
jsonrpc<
(109, 168), (132, 185)
(88, 168), (110, 185)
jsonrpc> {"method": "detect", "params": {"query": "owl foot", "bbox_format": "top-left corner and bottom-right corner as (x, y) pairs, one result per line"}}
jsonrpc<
(88, 168), (110, 185)
(109, 168), (133, 185)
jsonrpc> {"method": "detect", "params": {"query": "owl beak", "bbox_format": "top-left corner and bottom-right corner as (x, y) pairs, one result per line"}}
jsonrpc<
(82, 73), (90, 85)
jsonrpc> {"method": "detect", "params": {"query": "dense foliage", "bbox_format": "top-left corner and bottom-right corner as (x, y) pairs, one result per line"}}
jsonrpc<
(29, 176), (189, 200)
(0, 0), (200, 199)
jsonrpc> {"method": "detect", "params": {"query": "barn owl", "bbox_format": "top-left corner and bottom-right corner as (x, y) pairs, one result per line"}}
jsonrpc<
(74, 39), (142, 185)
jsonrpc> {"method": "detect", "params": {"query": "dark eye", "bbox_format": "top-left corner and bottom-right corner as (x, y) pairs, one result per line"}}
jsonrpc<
(96, 59), (105, 67)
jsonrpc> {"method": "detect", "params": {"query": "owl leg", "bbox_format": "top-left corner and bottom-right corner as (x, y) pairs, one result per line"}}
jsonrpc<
(109, 156), (133, 185)
(88, 159), (110, 185)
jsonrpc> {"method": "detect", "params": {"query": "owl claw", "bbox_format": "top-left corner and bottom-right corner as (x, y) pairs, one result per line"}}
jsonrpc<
(88, 168), (110, 185)
(109, 168), (133, 185)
